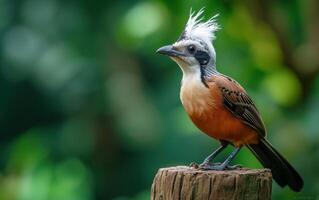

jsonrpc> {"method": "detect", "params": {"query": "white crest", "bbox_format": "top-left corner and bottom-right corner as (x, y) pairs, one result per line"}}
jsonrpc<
(182, 8), (220, 44)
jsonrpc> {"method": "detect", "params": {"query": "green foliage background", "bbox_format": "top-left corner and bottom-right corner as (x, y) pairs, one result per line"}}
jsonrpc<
(0, 0), (318, 199)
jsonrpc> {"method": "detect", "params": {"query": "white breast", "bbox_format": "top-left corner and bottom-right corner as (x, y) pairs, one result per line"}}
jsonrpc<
(180, 73), (213, 116)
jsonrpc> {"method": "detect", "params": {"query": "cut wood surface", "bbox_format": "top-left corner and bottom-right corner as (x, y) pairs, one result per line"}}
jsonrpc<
(151, 166), (272, 200)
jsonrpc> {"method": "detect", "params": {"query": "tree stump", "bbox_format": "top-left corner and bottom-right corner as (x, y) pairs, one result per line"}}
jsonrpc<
(151, 166), (272, 200)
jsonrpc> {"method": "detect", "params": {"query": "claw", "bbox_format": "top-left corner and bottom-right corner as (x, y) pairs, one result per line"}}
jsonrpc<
(189, 162), (199, 169)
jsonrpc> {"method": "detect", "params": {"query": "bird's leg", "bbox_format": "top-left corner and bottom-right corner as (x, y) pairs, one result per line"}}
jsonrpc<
(198, 144), (228, 168)
(201, 147), (242, 171)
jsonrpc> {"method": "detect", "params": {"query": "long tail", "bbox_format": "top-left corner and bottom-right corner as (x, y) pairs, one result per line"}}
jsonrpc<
(247, 138), (303, 192)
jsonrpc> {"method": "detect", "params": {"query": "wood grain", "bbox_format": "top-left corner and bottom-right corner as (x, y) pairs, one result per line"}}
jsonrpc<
(151, 166), (272, 200)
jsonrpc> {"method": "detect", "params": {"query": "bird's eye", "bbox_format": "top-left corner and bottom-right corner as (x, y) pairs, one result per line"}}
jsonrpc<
(195, 50), (210, 66)
(187, 45), (196, 54)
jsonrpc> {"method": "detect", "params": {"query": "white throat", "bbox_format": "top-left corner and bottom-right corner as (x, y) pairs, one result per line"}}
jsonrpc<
(173, 59), (207, 110)
(171, 58), (201, 84)
(178, 64), (212, 116)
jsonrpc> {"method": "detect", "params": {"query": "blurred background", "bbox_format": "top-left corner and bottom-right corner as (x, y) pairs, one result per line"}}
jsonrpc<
(0, 0), (318, 199)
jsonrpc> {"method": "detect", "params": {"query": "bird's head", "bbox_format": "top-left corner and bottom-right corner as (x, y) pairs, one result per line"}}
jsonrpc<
(157, 9), (220, 83)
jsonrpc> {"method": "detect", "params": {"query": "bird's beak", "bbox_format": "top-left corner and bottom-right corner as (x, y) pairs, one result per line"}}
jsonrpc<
(156, 45), (185, 57)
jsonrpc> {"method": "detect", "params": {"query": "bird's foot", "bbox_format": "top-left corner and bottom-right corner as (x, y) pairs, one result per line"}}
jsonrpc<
(199, 162), (242, 171)
(189, 162), (220, 169)
(224, 164), (242, 170)
(198, 162), (221, 169)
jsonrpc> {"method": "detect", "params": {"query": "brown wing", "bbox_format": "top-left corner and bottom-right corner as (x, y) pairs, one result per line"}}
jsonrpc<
(211, 74), (266, 137)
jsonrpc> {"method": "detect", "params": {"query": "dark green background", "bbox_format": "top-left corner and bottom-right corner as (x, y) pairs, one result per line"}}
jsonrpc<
(0, 0), (318, 199)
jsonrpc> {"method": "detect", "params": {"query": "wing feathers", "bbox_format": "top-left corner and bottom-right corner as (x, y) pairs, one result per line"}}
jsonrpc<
(211, 74), (266, 137)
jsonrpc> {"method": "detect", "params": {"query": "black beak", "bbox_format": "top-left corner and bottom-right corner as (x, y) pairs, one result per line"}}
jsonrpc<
(156, 45), (185, 57)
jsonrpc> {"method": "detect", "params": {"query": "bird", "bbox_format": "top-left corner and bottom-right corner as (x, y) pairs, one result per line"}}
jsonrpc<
(156, 9), (303, 192)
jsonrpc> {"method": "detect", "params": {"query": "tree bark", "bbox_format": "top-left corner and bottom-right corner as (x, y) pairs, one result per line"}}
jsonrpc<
(151, 166), (272, 200)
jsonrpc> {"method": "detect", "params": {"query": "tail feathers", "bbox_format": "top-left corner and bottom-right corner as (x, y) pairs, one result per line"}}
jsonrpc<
(248, 139), (303, 192)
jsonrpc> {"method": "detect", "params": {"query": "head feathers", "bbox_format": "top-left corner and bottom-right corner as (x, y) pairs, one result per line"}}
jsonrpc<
(180, 9), (220, 44)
